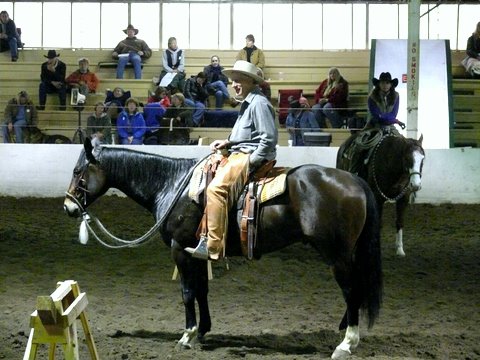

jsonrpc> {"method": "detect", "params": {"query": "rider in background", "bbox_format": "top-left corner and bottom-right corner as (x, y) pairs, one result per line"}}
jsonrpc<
(365, 72), (405, 131)
(345, 72), (404, 175)
(185, 60), (278, 261)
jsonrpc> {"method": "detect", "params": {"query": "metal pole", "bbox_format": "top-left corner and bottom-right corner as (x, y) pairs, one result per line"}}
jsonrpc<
(407, 0), (421, 139)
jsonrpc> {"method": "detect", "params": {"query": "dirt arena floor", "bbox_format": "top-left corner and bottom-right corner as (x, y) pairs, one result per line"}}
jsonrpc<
(0, 196), (479, 360)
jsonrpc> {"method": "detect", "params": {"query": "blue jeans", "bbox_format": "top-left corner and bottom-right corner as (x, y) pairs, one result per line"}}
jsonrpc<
(2, 119), (27, 143)
(312, 102), (343, 128)
(116, 52), (142, 79)
(207, 81), (230, 108)
(39, 82), (67, 109)
(0, 37), (18, 59)
(184, 98), (205, 126)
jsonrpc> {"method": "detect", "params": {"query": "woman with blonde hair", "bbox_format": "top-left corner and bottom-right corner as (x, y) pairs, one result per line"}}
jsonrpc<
(312, 67), (349, 128)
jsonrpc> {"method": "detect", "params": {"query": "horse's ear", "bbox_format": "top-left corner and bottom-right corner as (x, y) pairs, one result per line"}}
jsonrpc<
(84, 138), (97, 164)
(418, 134), (423, 145)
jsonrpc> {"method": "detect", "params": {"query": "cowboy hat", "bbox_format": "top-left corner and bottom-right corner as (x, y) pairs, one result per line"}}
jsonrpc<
(222, 60), (264, 83)
(123, 24), (139, 35)
(372, 72), (399, 87)
(44, 50), (60, 59)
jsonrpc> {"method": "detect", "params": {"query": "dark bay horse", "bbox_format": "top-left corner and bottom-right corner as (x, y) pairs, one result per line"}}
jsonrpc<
(337, 131), (425, 256)
(64, 139), (383, 359)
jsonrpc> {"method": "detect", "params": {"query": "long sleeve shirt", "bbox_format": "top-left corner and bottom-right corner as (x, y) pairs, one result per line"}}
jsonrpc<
(228, 89), (278, 167)
(40, 60), (66, 84)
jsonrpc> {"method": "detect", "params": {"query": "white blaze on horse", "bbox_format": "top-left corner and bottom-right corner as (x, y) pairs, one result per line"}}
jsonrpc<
(64, 139), (383, 359)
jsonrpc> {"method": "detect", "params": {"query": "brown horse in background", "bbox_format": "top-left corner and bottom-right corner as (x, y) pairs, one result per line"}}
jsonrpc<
(337, 130), (425, 256)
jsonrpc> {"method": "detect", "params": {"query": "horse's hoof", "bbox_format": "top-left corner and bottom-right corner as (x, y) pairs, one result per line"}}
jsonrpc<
(331, 348), (351, 360)
(176, 326), (198, 349)
(396, 249), (406, 257)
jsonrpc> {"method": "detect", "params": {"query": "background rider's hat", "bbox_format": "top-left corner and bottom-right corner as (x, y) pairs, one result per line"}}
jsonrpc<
(44, 50), (60, 59)
(372, 72), (399, 88)
(222, 60), (264, 83)
(123, 24), (139, 35)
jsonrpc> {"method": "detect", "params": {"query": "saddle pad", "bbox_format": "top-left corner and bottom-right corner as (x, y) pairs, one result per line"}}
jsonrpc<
(258, 168), (290, 204)
(188, 157), (208, 203)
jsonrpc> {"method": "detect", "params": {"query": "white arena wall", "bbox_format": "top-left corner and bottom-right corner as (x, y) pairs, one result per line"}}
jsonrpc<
(0, 144), (478, 204)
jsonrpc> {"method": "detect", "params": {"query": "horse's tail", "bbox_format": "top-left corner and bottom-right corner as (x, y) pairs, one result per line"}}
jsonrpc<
(353, 177), (383, 329)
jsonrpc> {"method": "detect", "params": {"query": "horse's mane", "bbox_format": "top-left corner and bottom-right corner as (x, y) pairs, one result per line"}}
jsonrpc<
(97, 147), (198, 200)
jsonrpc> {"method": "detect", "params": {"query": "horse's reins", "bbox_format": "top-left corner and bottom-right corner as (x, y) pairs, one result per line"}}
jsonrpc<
(66, 153), (211, 248)
(371, 133), (422, 202)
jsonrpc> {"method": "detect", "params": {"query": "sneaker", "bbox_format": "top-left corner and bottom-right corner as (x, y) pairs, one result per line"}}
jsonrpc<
(36, 105), (45, 111)
(11, 57), (17, 62)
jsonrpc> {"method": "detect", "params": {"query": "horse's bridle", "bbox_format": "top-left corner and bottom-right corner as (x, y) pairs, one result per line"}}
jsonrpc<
(371, 134), (423, 202)
(65, 161), (91, 213)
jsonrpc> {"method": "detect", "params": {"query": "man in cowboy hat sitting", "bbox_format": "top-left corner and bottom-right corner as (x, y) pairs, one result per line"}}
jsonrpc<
(38, 50), (67, 111)
(185, 60), (278, 261)
(112, 24), (152, 79)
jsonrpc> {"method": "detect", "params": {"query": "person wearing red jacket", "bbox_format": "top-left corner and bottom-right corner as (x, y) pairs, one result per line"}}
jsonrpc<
(66, 57), (99, 95)
(312, 67), (349, 128)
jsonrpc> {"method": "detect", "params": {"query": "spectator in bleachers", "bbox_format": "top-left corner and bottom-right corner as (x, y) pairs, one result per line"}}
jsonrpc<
(286, 96), (320, 146)
(116, 98), (146, 145)
(66, 57), (99, 96)
(462, 21), (480, 78)
(0, 10), (22, 62)
(159, 37), (186, 94)
(147, 86), (171, 108)
(236, 34), (265, 70)
(86, 102), (112, 145)
(256, 68), (271, 102)
(38, 50), (67, 111)
(112, 24), (152, 79)
(159, 93), (191, 144)
(164, 93), (193, 127)
(184, 71), (209, 126)
(312, 67), (349, 128)
(104, 87), (131, 124)
(2, 90), (37, 143)
(203, 55), (231, 109)
(143, 87), (170, 145)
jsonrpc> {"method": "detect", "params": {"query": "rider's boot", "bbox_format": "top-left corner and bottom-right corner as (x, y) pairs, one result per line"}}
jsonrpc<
(185, 236), (220, 261)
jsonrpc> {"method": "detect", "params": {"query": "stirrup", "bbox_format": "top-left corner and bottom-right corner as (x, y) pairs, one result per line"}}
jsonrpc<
(184, 238), (210, 260)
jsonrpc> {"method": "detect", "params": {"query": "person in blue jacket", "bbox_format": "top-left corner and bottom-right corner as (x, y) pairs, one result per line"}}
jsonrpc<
(116, 98), (146, 145)
(285, 96), (320, 146)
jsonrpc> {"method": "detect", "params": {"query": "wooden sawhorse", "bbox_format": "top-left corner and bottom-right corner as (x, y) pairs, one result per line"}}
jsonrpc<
(23, 280), (99, 360)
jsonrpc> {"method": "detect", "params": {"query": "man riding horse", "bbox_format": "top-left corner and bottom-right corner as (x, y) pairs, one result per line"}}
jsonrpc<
(345, 71), (406, 175)
(185, 60), (278, 261)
